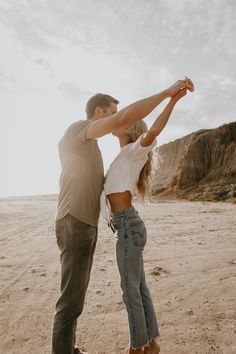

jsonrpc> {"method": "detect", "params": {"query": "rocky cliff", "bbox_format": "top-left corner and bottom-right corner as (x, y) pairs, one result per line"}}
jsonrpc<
(151, 122), (236, 202)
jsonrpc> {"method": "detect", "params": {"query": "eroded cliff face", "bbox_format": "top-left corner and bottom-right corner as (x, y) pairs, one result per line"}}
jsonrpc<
(151, 122), (236, 201)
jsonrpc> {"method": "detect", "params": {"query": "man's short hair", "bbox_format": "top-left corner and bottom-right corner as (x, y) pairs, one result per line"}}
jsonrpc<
(86, 93), (119, 119)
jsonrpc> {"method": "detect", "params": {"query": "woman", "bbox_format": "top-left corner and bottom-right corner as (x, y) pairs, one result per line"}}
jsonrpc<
(101, 79), (194, 353)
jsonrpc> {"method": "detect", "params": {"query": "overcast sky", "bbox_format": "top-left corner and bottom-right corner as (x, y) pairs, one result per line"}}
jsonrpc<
(0, 0), (235, 197)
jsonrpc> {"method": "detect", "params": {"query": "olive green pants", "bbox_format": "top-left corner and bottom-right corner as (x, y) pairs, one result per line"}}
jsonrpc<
(52, 214), (97, 354)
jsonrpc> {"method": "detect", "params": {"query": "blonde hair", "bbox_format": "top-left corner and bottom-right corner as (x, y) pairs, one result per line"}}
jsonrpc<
(127, 120), (153, 200)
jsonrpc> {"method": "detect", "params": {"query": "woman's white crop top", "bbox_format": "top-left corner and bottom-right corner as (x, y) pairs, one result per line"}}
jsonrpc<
(100, 133), (157, 222)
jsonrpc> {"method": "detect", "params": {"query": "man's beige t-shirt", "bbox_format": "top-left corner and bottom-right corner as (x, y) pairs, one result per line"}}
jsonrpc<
(55, 120), (104, 226)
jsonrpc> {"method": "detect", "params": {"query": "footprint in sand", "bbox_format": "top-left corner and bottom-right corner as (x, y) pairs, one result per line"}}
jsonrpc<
(150, 266), (170, 277)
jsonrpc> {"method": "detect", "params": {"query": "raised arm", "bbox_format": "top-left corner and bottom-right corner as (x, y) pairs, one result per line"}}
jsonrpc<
(141, 88), (189, 147)
(86, 79), (194, 139)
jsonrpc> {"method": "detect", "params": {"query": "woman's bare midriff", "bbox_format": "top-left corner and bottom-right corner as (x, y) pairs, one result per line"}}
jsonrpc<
(107, 191), (132, 213)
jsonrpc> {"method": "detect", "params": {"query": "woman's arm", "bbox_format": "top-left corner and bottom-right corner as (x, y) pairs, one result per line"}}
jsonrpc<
(141, 88), (189, 147)
(86, 79), (194, 139)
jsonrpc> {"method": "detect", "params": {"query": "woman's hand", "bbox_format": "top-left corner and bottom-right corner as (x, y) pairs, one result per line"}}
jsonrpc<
(172, 87), (188, 103)
(166, 78), (194, 97)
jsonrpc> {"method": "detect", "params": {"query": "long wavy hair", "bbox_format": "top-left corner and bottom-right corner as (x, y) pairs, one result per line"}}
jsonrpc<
(127, 120), (153, 200)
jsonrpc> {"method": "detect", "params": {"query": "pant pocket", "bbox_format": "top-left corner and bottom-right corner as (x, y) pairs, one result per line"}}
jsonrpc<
(130, 221), (147, 247)
(55, 219), (66, 251)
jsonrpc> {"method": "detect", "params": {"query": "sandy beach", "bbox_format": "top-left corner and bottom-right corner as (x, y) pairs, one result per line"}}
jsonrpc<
(0, 195), (235, 354)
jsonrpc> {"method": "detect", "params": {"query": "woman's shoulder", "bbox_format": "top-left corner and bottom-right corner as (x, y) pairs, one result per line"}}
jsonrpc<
(125, 134), (157, 156)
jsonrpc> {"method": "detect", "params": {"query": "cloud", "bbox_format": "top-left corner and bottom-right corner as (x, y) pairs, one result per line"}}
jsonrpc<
(58, 82), (93, 100)
(0, 68), (16, 91)
(0, 0), (236, 196)
(34, 58), (51, 70)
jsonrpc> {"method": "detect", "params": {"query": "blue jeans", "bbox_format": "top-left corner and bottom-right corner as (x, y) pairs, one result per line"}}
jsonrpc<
(52, 214), (97, 354)
(111, 206), (160, 348)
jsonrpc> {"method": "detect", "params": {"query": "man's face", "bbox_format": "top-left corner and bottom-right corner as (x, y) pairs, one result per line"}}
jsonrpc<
(101, 102), (117, 118)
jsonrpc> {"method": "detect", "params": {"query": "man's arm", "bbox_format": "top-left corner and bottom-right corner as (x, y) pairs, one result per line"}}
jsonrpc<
(86, 79), (194, 139)
(141, 88), (188, 147)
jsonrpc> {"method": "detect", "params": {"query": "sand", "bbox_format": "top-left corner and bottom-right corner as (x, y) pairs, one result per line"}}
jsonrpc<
(0, 195), (236, 354)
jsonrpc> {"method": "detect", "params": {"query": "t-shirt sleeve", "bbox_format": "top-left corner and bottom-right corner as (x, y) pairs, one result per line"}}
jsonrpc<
(66, 120), (91, 144)
(127, 133), (157, 156)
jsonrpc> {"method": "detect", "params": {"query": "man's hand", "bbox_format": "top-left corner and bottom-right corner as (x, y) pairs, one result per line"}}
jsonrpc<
(166, 78), (194, 97)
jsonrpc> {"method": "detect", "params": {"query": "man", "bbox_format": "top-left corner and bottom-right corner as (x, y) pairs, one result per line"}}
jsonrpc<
(52, 79), (194, 354)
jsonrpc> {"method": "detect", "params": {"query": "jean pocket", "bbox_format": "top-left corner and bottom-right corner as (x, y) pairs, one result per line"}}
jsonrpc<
(130, 221), (147, 247)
